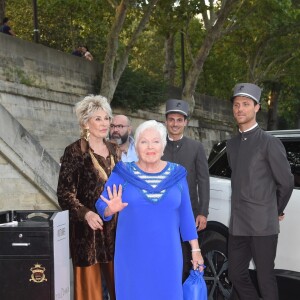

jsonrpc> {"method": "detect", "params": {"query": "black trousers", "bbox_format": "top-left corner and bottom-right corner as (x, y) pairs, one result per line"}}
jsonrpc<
(228, 234), (279, 300)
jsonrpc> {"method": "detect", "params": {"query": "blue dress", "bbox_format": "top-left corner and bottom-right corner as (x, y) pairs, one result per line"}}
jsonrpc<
(96, 162), (198, 300)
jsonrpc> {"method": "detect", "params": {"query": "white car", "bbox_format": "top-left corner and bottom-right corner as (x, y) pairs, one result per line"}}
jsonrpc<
(200, 129), (300, 300)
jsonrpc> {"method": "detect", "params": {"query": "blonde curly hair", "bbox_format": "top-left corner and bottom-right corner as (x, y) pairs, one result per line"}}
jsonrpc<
(75, 95), (112, 137)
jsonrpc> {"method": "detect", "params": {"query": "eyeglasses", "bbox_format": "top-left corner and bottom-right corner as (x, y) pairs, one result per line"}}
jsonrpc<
(110, 124), (129, 130)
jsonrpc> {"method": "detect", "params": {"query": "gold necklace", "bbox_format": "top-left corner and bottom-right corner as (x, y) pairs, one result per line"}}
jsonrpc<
(89, 149), (115, 181)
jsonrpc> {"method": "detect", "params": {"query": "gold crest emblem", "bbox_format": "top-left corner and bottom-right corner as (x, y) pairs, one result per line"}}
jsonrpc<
(29, 263), (48, 283)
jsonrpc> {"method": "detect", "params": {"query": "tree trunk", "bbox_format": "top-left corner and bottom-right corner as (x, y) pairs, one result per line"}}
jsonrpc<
(182, 0), (240, 114)
(0, 0), (5, 22)
(100, 0), (129, 102)
(100, 0), (159, 102)
(267, 83), (281, 130)
(163, 32), (176, 86)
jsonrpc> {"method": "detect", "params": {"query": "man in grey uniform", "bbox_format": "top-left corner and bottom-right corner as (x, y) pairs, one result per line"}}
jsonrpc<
(162, 99), (210, 281)
(227, 83), (294, 300)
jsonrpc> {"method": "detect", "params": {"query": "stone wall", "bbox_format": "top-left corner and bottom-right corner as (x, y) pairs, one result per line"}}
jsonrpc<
(0, 33), (101, 96)
(0, 154), (52, 211)
(0, 33), (266, 211)
(0, 33), (102, 211)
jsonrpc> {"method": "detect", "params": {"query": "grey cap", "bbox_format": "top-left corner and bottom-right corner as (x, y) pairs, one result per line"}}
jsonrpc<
(231, 83), (262, 104)
(165, 99), (189, 117)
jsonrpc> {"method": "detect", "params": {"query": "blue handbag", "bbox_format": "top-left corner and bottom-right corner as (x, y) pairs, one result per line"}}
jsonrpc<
(183, 270), (207, 300)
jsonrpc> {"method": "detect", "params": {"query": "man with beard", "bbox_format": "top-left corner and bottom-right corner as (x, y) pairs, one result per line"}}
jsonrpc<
(109, 115), (138, 162)
(162, 99), (210, 281)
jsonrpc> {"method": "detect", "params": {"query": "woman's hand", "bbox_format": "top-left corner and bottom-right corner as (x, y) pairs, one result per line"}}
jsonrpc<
(85, 211), (103, 230)
(189, 240), (204, 271)
(191, 251), (205, 272)
(100, 184), (128, 216)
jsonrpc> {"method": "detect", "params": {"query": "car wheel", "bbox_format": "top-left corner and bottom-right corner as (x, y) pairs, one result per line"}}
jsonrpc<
(200, 231), (232, 300)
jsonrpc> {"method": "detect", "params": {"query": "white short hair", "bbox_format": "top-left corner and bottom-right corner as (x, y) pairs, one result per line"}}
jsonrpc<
(134, 120), (167, 149)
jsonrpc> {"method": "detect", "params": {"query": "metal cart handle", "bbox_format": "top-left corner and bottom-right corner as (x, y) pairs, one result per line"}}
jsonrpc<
(12, 243), (31, 246)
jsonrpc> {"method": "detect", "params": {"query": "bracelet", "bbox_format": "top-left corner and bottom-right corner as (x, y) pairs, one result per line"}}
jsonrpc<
(191, 248), (201, 252)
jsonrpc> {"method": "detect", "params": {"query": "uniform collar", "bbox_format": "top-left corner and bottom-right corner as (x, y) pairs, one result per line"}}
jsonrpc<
(167, 134), (184, 141)
(239, 123), (258, 133)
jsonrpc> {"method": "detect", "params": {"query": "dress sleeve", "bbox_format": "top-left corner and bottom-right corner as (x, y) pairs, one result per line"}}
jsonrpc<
(179, 178), (198, 242)
(57, 146), (90, 222)
(95, 171), (124, 221)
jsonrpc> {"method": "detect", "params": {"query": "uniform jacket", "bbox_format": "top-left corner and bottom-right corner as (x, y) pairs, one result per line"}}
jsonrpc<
(162, 136), (210, 217)
(57, 138), (120, 267)
(227, 126), (294, 236)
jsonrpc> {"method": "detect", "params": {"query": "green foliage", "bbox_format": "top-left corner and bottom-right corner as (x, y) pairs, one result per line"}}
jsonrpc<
(5, 0), (33, 40)
(112, 67), (167, 112)
(129, 25), (165, 79)
(194, 0), (300, 128)
(197, 35), (245, 100)
(6, 0), (112, 60)
(277, 53), (300, 128)
(5, 0), (300, 127)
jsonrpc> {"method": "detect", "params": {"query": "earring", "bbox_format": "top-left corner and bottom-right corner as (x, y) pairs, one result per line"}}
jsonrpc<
(83, 128), (90, 142)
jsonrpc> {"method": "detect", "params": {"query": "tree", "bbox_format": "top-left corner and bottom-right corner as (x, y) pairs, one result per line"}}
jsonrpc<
(100, 0), (160, 101)
(225, 0), (300, 129)
(187, 0), (300, 129)
(5, 0), (300, 128)
(148, 0), (242, 112)
(182, 0), (241, 112)
(5, 0), (166, 106)
(5, 0), (112, 59)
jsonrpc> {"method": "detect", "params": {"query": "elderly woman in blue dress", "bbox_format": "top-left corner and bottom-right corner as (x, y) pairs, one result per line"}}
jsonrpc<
(96, 120), (204, 300)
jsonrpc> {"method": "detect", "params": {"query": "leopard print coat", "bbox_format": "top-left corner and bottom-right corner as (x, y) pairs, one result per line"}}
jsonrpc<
(57, 138), (120, 267)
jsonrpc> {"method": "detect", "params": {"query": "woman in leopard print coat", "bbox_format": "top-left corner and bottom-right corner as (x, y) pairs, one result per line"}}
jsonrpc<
(57, 95), (120, 300)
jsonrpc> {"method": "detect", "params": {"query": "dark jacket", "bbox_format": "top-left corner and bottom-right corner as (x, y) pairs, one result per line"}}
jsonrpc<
(162, 136), (210, 217)
(227, 126), (294, 236)
(57, 139), (120, 266)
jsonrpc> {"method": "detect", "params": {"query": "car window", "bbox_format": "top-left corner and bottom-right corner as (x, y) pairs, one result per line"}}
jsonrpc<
(209, 138), (300, 188)
(282, 140), (300, 188)
(209, 150), (231, 178)
(208, 141), (226, 164)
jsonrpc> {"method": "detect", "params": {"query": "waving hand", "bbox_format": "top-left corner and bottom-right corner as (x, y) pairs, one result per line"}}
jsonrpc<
(100, 184), (128, 217)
